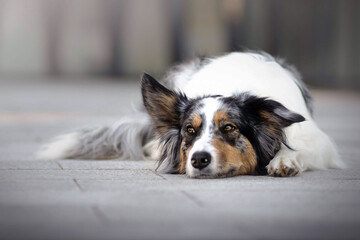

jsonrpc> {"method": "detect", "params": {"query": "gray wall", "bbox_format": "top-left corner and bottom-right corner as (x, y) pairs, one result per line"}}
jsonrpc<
(0, 0), (359, 88)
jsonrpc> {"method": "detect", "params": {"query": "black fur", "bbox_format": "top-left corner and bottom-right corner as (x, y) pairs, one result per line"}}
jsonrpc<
(222, 93), (305, 174)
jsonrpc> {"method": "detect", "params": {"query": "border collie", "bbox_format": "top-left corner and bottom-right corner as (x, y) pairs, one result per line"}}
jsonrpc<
(37, 51), (344, 178)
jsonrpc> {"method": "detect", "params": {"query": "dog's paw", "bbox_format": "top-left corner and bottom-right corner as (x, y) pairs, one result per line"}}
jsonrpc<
(267, 157), (300, 177)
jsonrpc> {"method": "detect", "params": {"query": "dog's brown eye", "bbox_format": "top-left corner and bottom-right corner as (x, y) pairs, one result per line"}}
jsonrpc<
(187, 126), (196, 135)
(223, 124), (236, 132)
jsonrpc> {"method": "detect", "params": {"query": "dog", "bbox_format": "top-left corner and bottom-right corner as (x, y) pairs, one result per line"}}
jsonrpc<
(37, 51), (344, 178)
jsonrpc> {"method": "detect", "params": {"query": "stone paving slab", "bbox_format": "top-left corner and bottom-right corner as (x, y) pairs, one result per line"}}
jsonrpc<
(0, 169), (163, 180)
(0, 188), (194, 207)
(0, 205), (102, 240)
(0, 79), (359, 240)
(57, 159), (157, 170)
(163, 175), (360, 191)
(0, 160), (61, 170)
(76, 179), (176, 192)
(0, 179), (78, 192)
(98, 202), (358, 240)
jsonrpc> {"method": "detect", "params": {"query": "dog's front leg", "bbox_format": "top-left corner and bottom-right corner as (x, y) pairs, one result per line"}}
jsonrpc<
(266, 120), (344, 177)
(266, 145), (304, 177)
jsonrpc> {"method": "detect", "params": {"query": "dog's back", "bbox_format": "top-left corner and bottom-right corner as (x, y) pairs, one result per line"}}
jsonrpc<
(169, 52), (311, 118)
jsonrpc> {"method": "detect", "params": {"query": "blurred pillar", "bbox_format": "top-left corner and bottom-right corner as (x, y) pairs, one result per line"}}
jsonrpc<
(0, 0), (47, 76)
(336, 0), (360, 87)
(239, 0), (277, 54)
(58, 0), (111, 75)
(170, 0), (185, 62)
(222, 0), (246, 52)
(273, 0), (330, 84)
(182, 0), (228, 58)
(119, 0), (172, 75)
(43, 0), (65, 76)
(106, 0), (123, 76)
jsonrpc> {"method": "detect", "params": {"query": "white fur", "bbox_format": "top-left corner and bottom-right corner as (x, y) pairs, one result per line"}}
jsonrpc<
(181, 53), (310, 119)
(174, 52), (344, 174)
(36, 132), (80, 161)
(37, 111), (153, 161)
(186, 98), (222, 177)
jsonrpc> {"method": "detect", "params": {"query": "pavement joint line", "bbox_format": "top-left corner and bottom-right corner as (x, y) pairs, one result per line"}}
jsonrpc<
(149, 169), (205, 207)
(0, 169), (58, 171)
(180, 190), (205, 207)
(56, 168), (151, 171)
(0, 169), (151, 171)
(56, 161), (64, 170)
(337, 178), (360, 180)
(73, 179), (84, 192)
(91, 205), (109, 225)
(0, 169), (152, 171)
(149, 170), (167, 180)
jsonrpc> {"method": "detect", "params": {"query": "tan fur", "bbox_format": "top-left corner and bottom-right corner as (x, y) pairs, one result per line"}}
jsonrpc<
(179, 141), (191, 173)
(259, 110), (279, 135)
(213, 138), (257, 176)
(214, 110), (229, 125)
(213, 110), (257, 176)
(191, 114), (202, 130)
(151, 94), (178, 134)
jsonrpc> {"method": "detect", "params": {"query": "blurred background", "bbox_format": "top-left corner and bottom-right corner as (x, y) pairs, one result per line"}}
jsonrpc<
(1, 2), (360, 240)
(0, 0), (359, 88)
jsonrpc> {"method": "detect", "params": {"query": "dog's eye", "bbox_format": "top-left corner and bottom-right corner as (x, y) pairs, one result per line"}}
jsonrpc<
(223, 124), (236, 132)
(187, 126), (196, 135)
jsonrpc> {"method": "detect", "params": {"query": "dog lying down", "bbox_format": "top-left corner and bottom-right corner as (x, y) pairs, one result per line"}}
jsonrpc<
(37, 51), (344, 178)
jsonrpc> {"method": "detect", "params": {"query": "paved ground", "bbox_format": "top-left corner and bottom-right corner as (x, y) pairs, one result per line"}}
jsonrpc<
(0, 78), (359, 240)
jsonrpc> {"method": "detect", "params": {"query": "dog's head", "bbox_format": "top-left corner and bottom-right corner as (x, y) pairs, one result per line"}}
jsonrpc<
(142, 74), (305, 178)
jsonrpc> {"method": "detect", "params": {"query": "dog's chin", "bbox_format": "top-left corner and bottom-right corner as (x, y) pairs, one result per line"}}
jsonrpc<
(186, 167), (239, 179)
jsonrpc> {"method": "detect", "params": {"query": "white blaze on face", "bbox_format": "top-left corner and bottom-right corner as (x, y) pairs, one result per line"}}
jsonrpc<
(186, 97), (222, 176)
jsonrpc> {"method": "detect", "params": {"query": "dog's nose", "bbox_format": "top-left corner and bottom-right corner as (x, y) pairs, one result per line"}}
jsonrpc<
(191, 151), (211, 170)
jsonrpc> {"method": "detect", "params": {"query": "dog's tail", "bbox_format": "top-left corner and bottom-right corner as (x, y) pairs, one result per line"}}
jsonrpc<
(36, 111), (155, 160)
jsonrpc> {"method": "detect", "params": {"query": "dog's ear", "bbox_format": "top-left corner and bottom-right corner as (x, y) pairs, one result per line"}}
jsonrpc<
(142, 73), (188, 173)
(241, 95), (305, 128)
(141, 73), (187, 133)
(259, 100), (305, 128)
